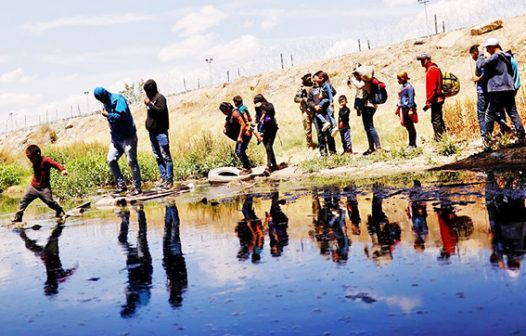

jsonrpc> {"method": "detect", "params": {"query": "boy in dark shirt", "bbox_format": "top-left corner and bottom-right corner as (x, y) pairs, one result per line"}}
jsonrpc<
(338, 95), (353, 153)
(12, 145), (69, 223)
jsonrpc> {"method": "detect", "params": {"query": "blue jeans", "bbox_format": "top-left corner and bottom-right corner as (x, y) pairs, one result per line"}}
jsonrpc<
(149, 132), (173, 183)
(485, 91), (525, 146)
(476, 92), (487, 136)
(235, 135), (252, 169)
(361, 107), (381, 150)
(340, 127), (352, 152)
(108, 134), (142, 190)
(314, 116), (336, 156)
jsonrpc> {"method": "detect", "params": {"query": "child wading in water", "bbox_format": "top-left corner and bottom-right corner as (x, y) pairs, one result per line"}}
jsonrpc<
(12, 145), (69, 223)
(396, 71), (418, 149)
(338, 95), (353, 153)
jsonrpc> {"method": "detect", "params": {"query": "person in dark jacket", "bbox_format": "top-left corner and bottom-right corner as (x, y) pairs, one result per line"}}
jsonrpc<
(417, 53), (446, 141)
(479, 38), (525, 151)
(219, 102), (252, 173)
(253, 94), (279, 174)
(94, 87), (142, 196)
(143, 79), (173, 190)
(307, 73), (336, 157)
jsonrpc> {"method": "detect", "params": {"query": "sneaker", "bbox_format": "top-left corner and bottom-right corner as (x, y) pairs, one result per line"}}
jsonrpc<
(362, 149), (375, 156)
(162, 181), (173, 190)
(112, 185), (128, 195)
(127, 188), (142, 197)
(330, 127), (339, 138)
(56, 211), (66, 219)
(321, 122), (331, 132)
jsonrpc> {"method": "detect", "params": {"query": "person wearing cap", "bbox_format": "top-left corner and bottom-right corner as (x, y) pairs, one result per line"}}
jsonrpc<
(417, 52), (446, 141)
(396, 71), (418, 149)
(479, 38), (525, 150)
(94, 86), (142, 196)
(294, 73), (315, 149)
(470, 44), (512, 138)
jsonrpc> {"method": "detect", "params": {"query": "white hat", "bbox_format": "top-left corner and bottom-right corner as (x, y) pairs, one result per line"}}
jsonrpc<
(483, 38), (499, 48)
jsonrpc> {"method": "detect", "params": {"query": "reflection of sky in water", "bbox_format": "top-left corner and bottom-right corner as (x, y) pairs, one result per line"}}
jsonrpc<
(0, 177), (526, 334)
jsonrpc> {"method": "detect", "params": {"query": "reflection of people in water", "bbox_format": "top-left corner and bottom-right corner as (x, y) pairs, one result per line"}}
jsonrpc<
(365, 184), (401, 265)
(18, 224), (77, 296)
(344, 186), (361, 236)
(118, 206), (153, 318)
(266, 191), (289, 257)
(486, 172), (526, 272)
(310, 188), (350, 263)
(434, 195), (473, 261)
(163, 202), (188, 308)
(406, 180), (428, 252)
(235, 195), (264, 263)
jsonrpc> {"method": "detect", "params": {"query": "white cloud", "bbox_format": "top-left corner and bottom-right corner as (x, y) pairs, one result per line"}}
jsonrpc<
(159, 33), (216, 61)
(0, 93), (41, 109)
(171, 5), (228, 37)
(383, 0), (416, 8)
(0, 68), (35, 84)
(21, 13), (154, 34)
(208, 35), (260, 62)
(324, 38), (359, 58)
(260, 16), (278, 31)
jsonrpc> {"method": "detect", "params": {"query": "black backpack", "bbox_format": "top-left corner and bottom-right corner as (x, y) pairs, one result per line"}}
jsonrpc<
(370, 78), (388, 105)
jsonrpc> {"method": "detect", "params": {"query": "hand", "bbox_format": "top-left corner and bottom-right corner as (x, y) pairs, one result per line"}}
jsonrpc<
(318, 94), (323, 99)
(314, 105), (321, 112)
(101, 108), (108, 117)
(408, 110), (414, 116)
(61, 170), (69, 176)
(471, 76), (479, 83)
(357, 111), (361, 117)
(237, 137), (243, 144)
(144, 97), (151, 105)
(423, 104), (430, 112)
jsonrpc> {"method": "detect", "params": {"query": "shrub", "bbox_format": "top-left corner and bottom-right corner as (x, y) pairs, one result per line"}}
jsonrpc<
(434, 134), (462, 157)
(0, 164), (26, 193)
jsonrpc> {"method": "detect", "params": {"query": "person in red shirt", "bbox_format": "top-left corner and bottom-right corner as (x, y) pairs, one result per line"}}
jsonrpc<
(417, 52), (447, 141)
(12, 144), (69, 223)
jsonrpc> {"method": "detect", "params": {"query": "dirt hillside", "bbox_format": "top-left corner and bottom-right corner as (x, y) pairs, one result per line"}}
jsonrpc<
(1, 15), (526, 162)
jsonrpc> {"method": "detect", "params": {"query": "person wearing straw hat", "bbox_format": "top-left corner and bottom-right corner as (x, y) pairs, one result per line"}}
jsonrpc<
(396, 71), (418, 149)
(479, 38), (525, 151)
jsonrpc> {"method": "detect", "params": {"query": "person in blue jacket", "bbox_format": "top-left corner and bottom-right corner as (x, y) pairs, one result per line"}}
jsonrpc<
(94, 87), (142, 196)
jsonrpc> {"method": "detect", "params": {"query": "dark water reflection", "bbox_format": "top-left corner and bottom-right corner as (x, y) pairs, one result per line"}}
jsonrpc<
(1, 172), (526, 334)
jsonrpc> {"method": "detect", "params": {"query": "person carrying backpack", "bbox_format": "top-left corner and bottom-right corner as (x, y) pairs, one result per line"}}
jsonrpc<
(396, 71), (418, 149)
(480, 38), (525, 150)
(470, 45), (511, 138)
(350, 65), (382, 155)
(417, 53), (446, 141)
(219, 102), (253, 174)
(308, 73), (337, 157)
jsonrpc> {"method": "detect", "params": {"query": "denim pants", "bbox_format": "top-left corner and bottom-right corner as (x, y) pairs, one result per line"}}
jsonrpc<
(15, 186), (63, 219)
(485, 91), (525, 143)
(476, 92), (487, 137)
(149, 132), (173, 183)
(235, 134), (252, 169)
(340, 127), (352, 152)
(361, 106), (381, 151)
(314, 116), (336, 156)
(431, 102), (446, 141)
(108, 134), (142, 190)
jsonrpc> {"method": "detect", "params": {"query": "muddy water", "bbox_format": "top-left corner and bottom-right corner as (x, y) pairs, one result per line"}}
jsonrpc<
(1, 171), (526, 335)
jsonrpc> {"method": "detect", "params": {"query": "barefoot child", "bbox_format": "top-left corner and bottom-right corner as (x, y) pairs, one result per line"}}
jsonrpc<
(12, 145), (69, 223)
(338, 95), (353, 153)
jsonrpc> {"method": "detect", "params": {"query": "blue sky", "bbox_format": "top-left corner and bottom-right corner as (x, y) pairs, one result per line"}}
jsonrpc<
(1, 0), (525, 131)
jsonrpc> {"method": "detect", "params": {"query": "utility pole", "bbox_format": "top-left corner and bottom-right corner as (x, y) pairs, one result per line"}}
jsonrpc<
(280, 53), (284, 69)
(227, 71), (230, 83)
(290, 55), (294, 67)
(9, 112), (13, 130)
(367, 40), (371, 50)
(197, 78), (201, 89)
(442, 20), (446, 33)
(417, 0), (431, 37)
(358, 39), (361, 52)
(434, 14), (438, 34)
(205, 58), (213, 86)
(84, 91), (90, 114)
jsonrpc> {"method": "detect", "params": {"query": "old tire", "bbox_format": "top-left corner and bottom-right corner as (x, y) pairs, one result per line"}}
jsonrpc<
(208, 167), (251, 184)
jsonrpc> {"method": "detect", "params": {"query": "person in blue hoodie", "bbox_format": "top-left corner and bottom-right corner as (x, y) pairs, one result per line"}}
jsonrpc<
(94, 87), (142, 196)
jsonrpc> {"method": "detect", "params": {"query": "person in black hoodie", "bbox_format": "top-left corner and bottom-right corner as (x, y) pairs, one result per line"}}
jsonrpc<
(143, 79), (173, 190)
(253, 94), (279, 174)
